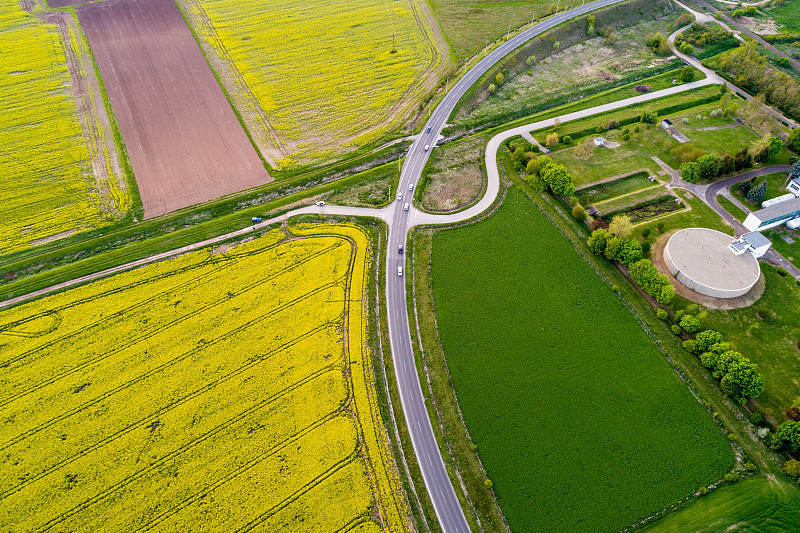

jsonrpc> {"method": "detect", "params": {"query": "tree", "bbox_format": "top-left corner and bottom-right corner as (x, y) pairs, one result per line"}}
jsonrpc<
(572, 204), (586, 220)
(787, 129), (800, 154)
(784, 460), (800, 478)
(697, 154), (723, 180)
(616, 239), (643, 265)
(488, 83), (497, 94)
(553, 40), (561, 51)
(734, 148), (753, 171)
(694, 330), (723, 354)
(738, 178), (753, 193)
(526, 158), (539, 176)
(539, 161), (575, 196)
(609, 215), (633, 239)
(640, 110), (657, 124)
(546, 132), (559, 147)
(588, 228), (612, 255)
(495, 72), (505, 85)
(679, 43), (694, 56)
(513, 146), (526, 164)
(680, 162), (700, 182)
(604, 237), (621, 261)
(778, 57), (791, 68)
(777, 420), (800, 451)
(745, 5), (757, 14)
(680, 314), (701, 333)
(720, 153), (735, 176)
(786, 407), (800, 421)
(722, 358), (764, 401)
(790, 160), (800, 181)
(747, 180), (767, 203)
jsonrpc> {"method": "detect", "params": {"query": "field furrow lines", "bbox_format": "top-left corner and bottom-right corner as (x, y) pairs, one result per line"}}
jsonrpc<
(26, 369), (340, 532)
(0, 241), (344, 406)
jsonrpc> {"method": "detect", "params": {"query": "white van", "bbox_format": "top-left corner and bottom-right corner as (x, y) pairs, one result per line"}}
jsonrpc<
(403, 203), (409, 211)
(397, 266), (403, 276)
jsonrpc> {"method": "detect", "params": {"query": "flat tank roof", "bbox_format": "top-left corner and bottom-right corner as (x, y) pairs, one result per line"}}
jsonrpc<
(665, 228), (760, 292)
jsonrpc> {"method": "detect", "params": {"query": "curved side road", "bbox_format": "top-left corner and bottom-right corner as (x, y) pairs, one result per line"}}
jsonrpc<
(1, 2), (757, 531)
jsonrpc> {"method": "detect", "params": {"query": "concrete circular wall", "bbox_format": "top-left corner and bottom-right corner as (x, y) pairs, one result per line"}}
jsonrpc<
(664, 228), (760, 299)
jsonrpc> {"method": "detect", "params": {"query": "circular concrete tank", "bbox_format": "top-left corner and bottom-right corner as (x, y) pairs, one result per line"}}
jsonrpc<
(664, 228), (760, 299)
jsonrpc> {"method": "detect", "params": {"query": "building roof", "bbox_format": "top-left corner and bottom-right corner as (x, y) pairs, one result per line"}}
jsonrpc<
(661, 119), (673, 126)
(741, 231), (771, 249)
(729, 241), (747, 252)
(666, 228), (760, 291)
(751, 197), (800, 222)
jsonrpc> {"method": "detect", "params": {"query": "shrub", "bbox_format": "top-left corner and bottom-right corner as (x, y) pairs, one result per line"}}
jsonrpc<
(679, 42), (693, 55)
(640, 110), (657, 124)
(607, 120), (620, 130)
(488, 83), (497, 94)
(496, 72), (505, 85)
(485, 479), (493, 488)
(671, 324), (682, 335)
(682, 117), (690, 124)
(787, 129), (800, 154)
(641, 227), (651, 239)
(680, 314), (702, 333)
(777, 57), (790, 68)
(777, 266), (788, 277)
(656, 221), (665, 232)
(621, 133), (631, 141)
(641, 240), (651, 254)
(723, 473), (740, 483)
(563, 135), (573, 144)
(657, 308), (668, 320)
(634, 125), (641, 133)
(749, 412), (766, 426)
(635, 84), (652, 93)
(731, 8), (744, 18)
(745, 5), (757, 14)
(680, 66), (695, 82)
(546, 132), (559, 147)
(784, 460), (800, 478)
(697, 486), (708, 496)
(572, 204), (586, 220)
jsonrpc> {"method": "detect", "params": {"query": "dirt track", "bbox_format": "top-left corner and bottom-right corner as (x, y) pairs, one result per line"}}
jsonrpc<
(75, 0), (270, 218)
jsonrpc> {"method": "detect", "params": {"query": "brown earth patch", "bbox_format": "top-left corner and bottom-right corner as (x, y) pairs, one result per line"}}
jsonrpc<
(76, 0), (270, 218)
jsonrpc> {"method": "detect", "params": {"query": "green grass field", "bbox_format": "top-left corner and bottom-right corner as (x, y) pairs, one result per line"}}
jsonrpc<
(430, 186), (732, 532)
(427, 0), (551, 61)
(768, 0), (800, 32)
(576, 171), (656, 205)
(642, 476), (800, 532)
(717, 195), (748, 222)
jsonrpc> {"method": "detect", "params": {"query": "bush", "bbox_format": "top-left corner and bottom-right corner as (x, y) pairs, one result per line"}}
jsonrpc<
(496, 72), (505, 85)
(749, 411), (766, 426)
(697, 486), (708, 496)
(680, 66), (695, 82)
(635, 84), (651, 93)
(787, 129), (800, 154)
(607, 120), (620, 130)
(745, 5), (757, 14)
(777, 57), (790, 68)
(640, 110), (657, 124)
(671, 324), (682, 335)
(641, 227), (651, 239)
(488, 83), (497, 94)
(784, 460), (800, 478)
(641, 240), (651, 254)
(563, 135), (573, 144)
(657, 308), (668, 320)
(680, 314), (702, 333)
(546, 132), (559, 147)
(572, 204), (586, 220)
(679, 42), (693, 55)
(634, 125), (641, 133)
(723, 473), (740, 483)
(777, 266), (788, 277)
(621, 133), (631, 141)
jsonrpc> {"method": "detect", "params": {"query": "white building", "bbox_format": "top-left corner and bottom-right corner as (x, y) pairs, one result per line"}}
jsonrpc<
(728, 231), (771, 259)
(788, 177), (800, 197)
(743, 197), (800, 231)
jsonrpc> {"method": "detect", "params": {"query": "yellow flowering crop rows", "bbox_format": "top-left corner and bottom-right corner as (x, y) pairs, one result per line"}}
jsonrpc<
(184, 0), (443, 166)
(0, 4), (125, 256)
(0, 224), (406, 531)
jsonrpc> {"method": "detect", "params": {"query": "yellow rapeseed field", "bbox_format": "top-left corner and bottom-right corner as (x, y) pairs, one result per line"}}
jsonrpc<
(184, 0), (444, 167)
(0, 4), (125, 256)
(0, 224), (406, 531)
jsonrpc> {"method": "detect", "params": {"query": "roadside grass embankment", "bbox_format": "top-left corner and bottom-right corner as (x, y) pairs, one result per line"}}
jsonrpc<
(426, 185), (732, 532)
(0, 223), (406, 531)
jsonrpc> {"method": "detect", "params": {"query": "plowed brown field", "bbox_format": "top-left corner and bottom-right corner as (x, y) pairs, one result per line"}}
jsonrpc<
(75, 0), (270, 218)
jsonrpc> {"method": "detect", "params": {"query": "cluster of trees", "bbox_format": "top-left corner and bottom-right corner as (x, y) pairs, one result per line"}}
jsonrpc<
(713, 44), (800, 120)
(731, 5), (758, 17)
(629, 259), (675, 304)
(644, 33), (671, 56)
(675, 23), (732, 48)
(525, 156), (576, 196)
(587, 228), (643, 265)
(787, 129), (800, 154)
(679, 136), (783, 183)
(683, 330), (765, 403)
(740, 179), (768, 203)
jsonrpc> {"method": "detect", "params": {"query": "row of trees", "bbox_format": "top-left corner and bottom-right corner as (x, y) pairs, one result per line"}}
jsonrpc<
(683, 330), (765, 403)
(587, 228), (643, 265)
(679, 135), (784, 183)
(629, 259), (675, 304)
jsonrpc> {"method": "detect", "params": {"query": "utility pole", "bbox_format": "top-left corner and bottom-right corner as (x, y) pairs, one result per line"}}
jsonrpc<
(556, 0), (560, 14)
(531, 11), (535, 27)
(507, 23), (511, 41)
(445, 77), (449, 93)
(484, 40), (488, 57)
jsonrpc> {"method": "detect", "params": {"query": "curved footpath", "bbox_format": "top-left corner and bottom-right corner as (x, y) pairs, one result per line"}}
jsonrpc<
(3, 1), (797, 531)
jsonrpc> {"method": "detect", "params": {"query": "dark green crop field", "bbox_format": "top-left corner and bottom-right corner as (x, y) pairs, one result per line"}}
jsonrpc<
(430, 187), (733, 532)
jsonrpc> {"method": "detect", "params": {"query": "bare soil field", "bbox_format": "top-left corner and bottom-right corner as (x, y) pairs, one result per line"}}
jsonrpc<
(76, 0), (270, 218)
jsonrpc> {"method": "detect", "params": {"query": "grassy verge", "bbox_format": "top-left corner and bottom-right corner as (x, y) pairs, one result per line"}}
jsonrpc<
(717, 195), (748, 222)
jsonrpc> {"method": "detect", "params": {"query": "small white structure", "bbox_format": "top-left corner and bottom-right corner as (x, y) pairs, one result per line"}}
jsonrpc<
(661, 119), (673, 130)
(593, 137), (605, 146)
(743, 197), (800, 231)
(787, 217), (800, 230)
(762, 193), (795, 209)
(728, 231), (771, 259)
(788, 178), (800, 197)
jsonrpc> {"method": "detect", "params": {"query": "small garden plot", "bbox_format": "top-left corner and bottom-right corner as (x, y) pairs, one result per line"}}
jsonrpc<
(576, 171), (657, 205)
(593, 185), (673, 215)
(608, 194), (687, 223)
(431, 186), (731, 533)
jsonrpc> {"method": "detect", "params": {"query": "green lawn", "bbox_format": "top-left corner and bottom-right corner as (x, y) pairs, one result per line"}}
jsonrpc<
(642, 476), (800, 533)
(768, 0), (800, 32)
(594, 185), (671, 214)
(669, 116), (760, 155)
(431, 186), (732, 533)
(717, 195), (748, 222)
(731, 172), (791, 206)
(576, 171), (657, 205)
(681, 265), (800, 421)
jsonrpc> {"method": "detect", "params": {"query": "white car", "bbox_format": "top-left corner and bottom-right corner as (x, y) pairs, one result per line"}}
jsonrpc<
(397, 266), (403, 276)
(397, 192), (402, 201)
(315, 201), (325, 206)
(403, 203), (409, 211)
(409, 183), (414, 191)
(424, 144), (429, 152)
